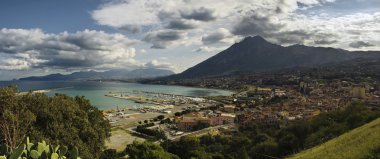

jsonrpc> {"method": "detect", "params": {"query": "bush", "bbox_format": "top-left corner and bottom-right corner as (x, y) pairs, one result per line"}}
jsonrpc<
(157, 115), (165, 120)
(125, 141), (179, 159)
(136, 124), (166, 140)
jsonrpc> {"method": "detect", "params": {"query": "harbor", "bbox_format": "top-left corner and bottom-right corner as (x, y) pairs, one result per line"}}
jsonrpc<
(104, 90), (207, 109)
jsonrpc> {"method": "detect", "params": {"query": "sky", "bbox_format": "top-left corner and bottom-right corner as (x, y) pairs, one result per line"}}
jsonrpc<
(0, 0), (379, 80)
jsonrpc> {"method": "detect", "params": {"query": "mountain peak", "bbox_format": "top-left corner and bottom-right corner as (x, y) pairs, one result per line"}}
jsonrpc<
(174, 35), (380, 79)
(241, 36), (268, 43)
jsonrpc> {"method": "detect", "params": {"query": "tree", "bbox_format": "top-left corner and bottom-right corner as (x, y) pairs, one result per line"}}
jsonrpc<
(174, 112), (182, 117)
(125, 141), (179, 159)
(157, 115), (165, 120)
(0, 86), (111, 159)
(101, 149), (119, 159)
(250, 139), (279, 159)
(0, 86), (36, 150)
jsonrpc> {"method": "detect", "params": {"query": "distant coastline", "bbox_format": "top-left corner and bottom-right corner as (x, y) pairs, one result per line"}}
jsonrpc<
(16, 87), (73, 95)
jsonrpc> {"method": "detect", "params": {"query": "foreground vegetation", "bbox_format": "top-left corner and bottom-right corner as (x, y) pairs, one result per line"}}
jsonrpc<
(0, 137), (79, 159)
(287, 118), (380, 159)
(0, 86), (111, 159)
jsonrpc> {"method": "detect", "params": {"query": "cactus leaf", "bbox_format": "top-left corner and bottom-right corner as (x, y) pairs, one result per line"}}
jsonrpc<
(51, 145), (60, 153)
(44, 145), (50, 154)
(30, 150), (39, 159)
(26, 143), (34, 152)
(26, 137), (34, 152)
(0, 155), (6, 159)
(37, 143), (44, 154)
(51, 153), (59, 159)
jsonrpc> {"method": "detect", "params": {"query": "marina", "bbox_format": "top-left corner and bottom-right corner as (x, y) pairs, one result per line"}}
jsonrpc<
(0, 81), (233, 110)
(104, 90), (211, 113)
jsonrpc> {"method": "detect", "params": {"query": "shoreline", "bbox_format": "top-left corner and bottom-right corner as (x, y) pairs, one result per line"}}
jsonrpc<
(86, 79), (236, 95)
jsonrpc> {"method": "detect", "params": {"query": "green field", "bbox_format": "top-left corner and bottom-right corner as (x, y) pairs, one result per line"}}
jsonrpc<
(287, 118), (380, 159)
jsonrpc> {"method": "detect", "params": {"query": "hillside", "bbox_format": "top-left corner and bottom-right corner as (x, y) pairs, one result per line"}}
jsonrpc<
(19, 68), (175, 81)
(172, 36), (380, 79)
(287, 118), (380, 159)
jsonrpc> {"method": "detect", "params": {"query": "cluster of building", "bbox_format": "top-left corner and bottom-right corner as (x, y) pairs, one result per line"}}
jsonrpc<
(234, 78), (380, 128)
(143, 74), (380, 135)
(175, 110), (235, 131)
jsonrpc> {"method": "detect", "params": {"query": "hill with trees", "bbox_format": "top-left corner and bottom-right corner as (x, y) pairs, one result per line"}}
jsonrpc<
(287, 118), (380, 159)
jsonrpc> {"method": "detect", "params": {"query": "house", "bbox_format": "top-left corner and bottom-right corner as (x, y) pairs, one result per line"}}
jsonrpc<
(222, 105), (236, 113)
(177, 120), (198, 131)
(221, 113), (236, 124)
(274, 89), (286, 97)
(176, 112), (236, 131)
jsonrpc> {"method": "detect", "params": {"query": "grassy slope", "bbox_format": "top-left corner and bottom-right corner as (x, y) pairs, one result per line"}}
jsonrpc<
(287, 118), (380, 159)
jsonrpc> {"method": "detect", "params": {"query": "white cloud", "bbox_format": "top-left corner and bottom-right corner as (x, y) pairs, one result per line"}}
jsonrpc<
(0, 28), (139, 70)
(143, 59), (177, 71)
(91, 0), (380, 51)
(194, 46), (225, 53)
(140, 49), (147, 53)
(202, 28), (238, 45)
(91, 0), (349, 50)
(92, 0), (162, 28)
(142, 29), (187, 49)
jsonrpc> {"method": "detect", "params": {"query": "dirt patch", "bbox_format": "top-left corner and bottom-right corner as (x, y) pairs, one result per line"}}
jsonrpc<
(105, 129), (145, 152)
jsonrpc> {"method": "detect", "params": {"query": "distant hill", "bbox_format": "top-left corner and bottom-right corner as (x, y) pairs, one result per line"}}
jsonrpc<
(287, 118), (380, 159)
(172, 36), (380, 79)
(19, 68), (175, 81)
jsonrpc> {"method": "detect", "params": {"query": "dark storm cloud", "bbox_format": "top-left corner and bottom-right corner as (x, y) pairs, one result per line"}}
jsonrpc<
(231, 11), (311, 45)
(274, 30), (313, 44)
(314, 39), (338, 45)
(231, 9), (343, 46)
(202, 28), (232, 45)
(156, 31), (183, 41)
(119, 25), (142, 33)
(232, 12), (285, 36)
(349, 41), (375, 48)
(180, 7), (216, 21)
(158, 10), (177, 20)
(166, 19), (197, 30)
(202, 33), (225, 44)
(143, 30), (185, 49)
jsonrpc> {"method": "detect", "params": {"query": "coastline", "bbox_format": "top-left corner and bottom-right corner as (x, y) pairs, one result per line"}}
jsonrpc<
(90, 79), (237, 94)
(16, 87), (73, 95)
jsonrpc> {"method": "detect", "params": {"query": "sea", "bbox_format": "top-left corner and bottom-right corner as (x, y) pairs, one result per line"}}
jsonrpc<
(0, 81), (234, 110)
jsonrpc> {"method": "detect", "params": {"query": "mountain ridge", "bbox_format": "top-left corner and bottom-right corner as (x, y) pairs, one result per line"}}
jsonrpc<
(19, 68), (175, 81)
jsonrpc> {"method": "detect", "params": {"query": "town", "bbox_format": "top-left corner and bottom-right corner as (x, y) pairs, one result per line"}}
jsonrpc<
(104, 69), (380, 149)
